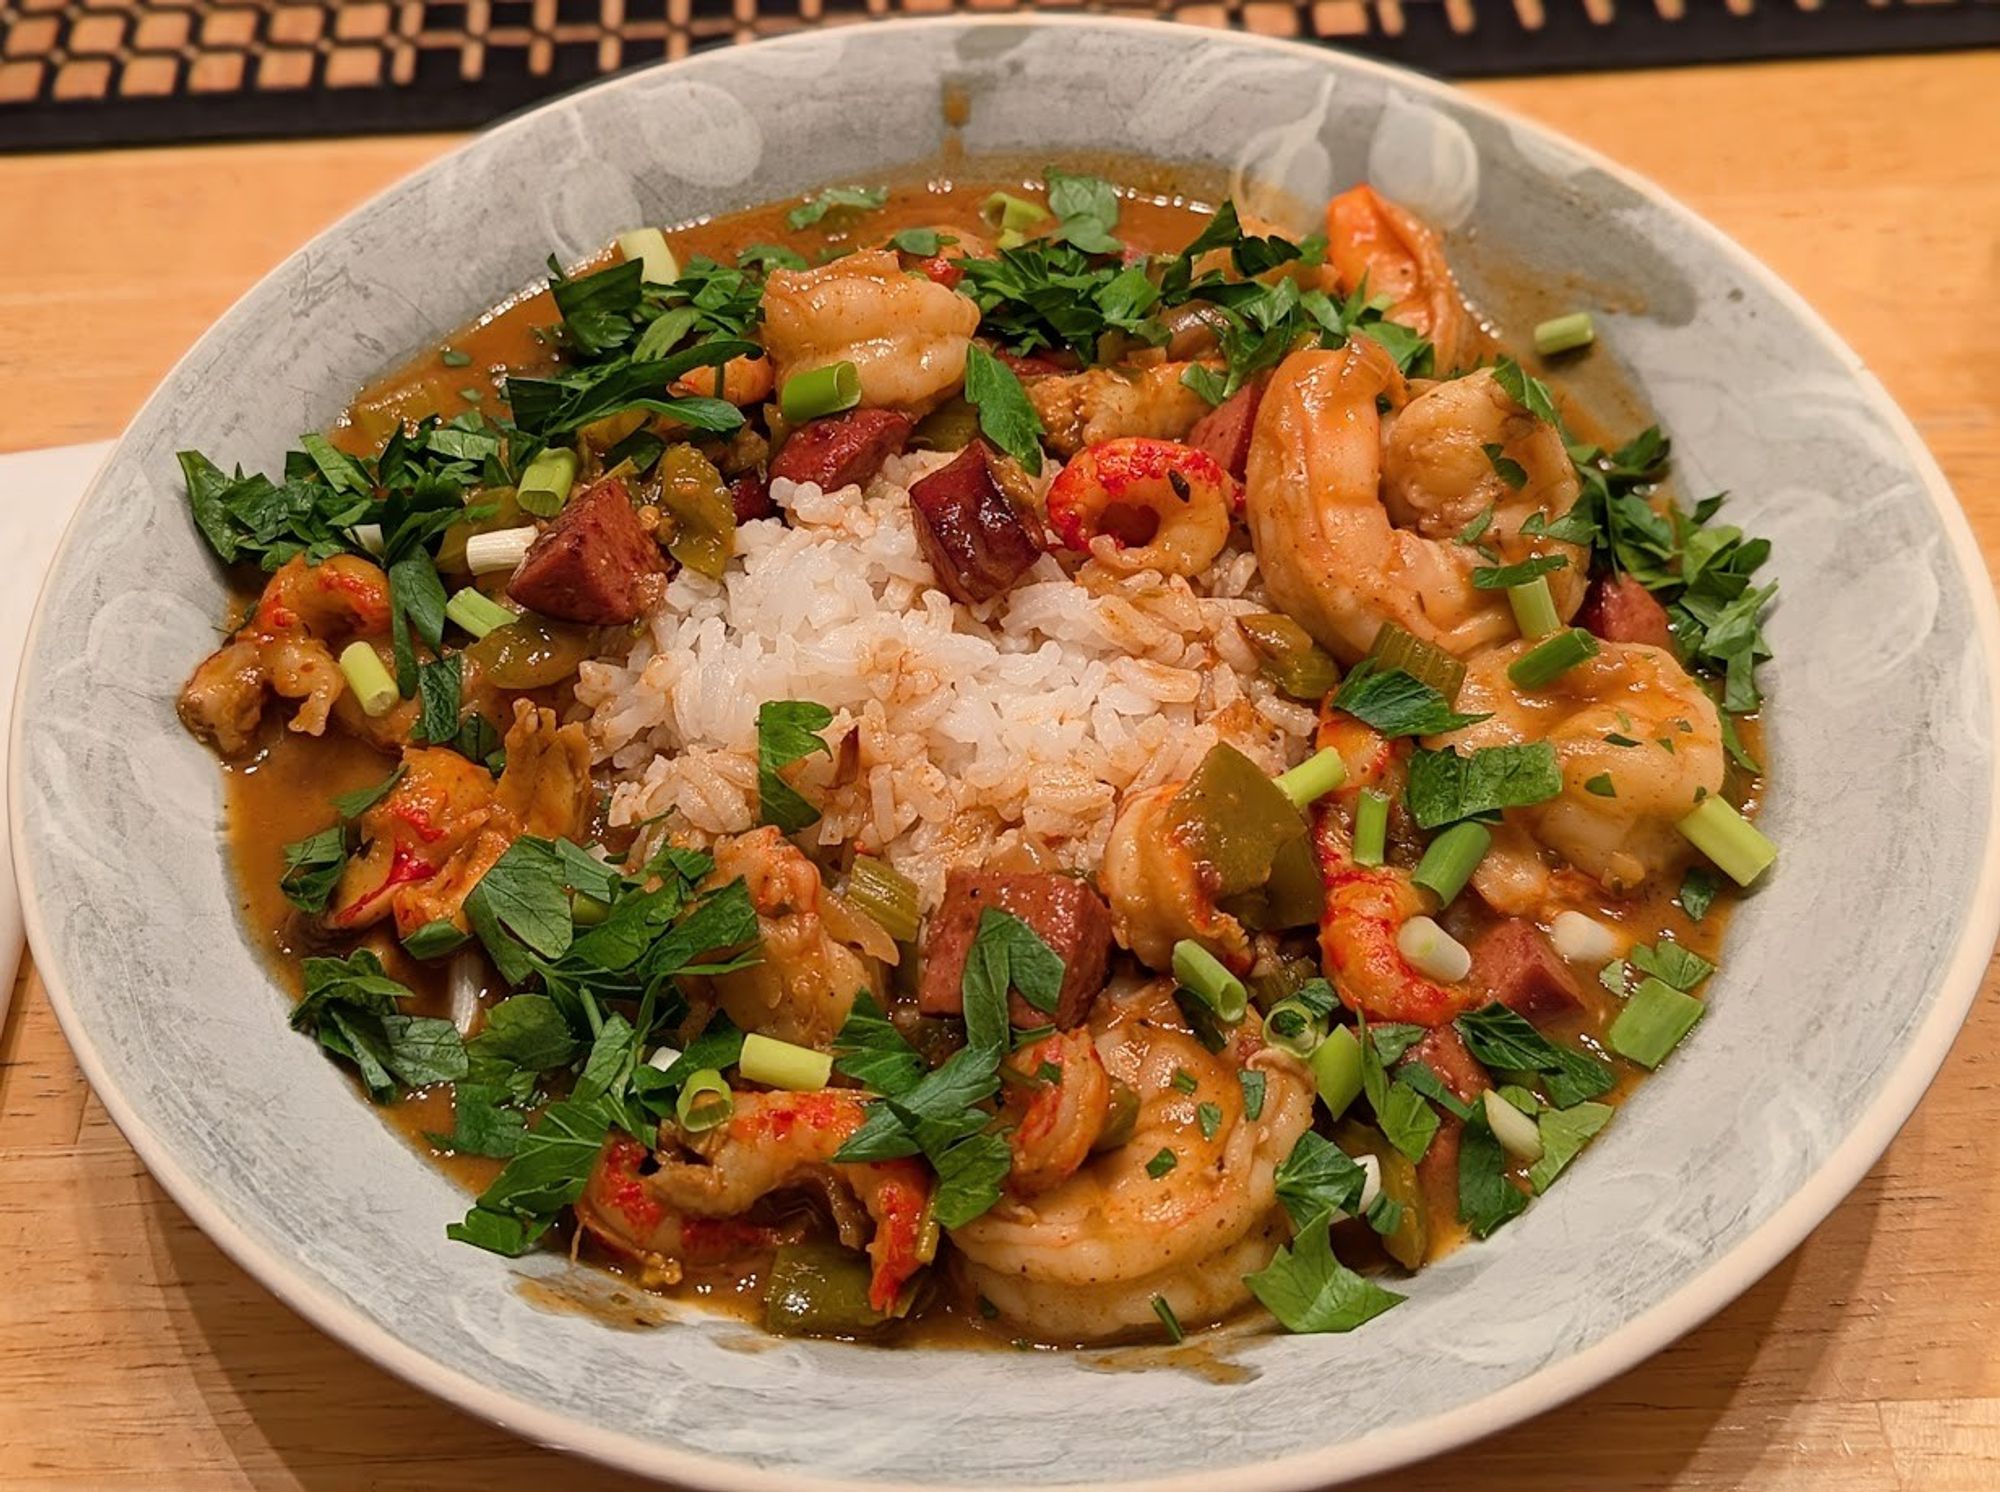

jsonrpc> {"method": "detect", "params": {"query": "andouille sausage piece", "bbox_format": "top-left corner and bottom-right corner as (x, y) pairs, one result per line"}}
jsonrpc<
(1186, 375), (1266, 486)
(1576, 573), (1677, 652)
(906, 441), (1047, 606)
(917, 869), (1114, 1030)
(1468, 919), (1584, 1019)
(769, 408), (914, 492)
(729, 468), (775, 524)
(1401, 1024), (1493, 1225)
(505, 475), (663, 626)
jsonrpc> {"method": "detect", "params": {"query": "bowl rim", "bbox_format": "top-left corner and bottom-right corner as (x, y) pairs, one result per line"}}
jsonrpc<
(15, 15), (2000, 1491)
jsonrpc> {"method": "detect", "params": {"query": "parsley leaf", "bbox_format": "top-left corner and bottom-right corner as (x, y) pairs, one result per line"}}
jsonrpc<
(1274, 1131), (1369, 1229)
(832, 992), (927, 1096)
(756, 699), (834, 832)
(1457, 1119), (1529, 1239)
(278, 827), (347, 915)
(1244, 1214), (1404, 1334)
(1629, 937), (1715, 992)
(1470, 554), (1569, 590)
(932, 1131), (1014, 1229)
(1044, 168), (1122, 255)
(786, 185), (888, 230)
(411, 652), (463, 745)
(734, 242), (809, 273)
(426, 1080), (528, 1159)
(1453, 1004), (1614, 1108)
(465, 836), (575, 963)
(1527, 1100), (1613, 1193)
(292, 951), (466, 1102)
(962, 907), (1065, 1019)
(1332, 661), (1489, 738)
(1679, 866), (1720, 923)
(1405, 743), (1563, 829)
(962, 345), (1047, 477)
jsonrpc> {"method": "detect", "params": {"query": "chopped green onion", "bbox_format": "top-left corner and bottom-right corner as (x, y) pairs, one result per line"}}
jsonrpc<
(1172, 940), (1247, 1023)
(1366, 623), (1466, 700)
(1396, 915), (1471, 982)
(337, 641), (399, 717)
(1507, 627), (1600, 689)
(846, 855), (920, 944)
(738, 1032), (833, 1092)
(1481, 1087), (1544, 1163)
(779, 361), (862, 424)
(516, 447), (578, 518)
(1353, 789), (1390, 869)
(996, 228), (1028, 251)
(1309, 1024), (1363, 1117)
(444, 587), (519, 640)
(350, 522), (385, 556)
(1261, 997), (1324, 1059)
(980, 191), (1050, 235)
(675, 1068), (735, 1131)
(1507, 576), (1561, 640)
(1274, 747), (1348, 809)
(615, 226), (680, 285)
(1150, 1294), (1186, 1344)
(465, 525), (538, 576)
(1676, 796), (1777, 887)
(1411, 821), (1490, 906)
(1608, 977), (1705, 1068)
(1146, 1147), (1178, 1179)
(1533, 311), (1595, 357)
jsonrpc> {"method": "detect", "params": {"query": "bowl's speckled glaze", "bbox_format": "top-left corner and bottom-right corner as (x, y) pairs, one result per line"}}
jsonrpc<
(12, 18), (2000, 1491)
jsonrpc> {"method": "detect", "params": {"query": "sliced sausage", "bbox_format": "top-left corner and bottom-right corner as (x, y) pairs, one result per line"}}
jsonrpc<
(505, 475), (663, 626)
(1400, 1025), (1492, 1225)
(1577, 572), (1677, 652)
(1469, 919), (1584, 1019)
(1186, 375), (1266, 485)
(729, 468), (774, 525)
(906, 441), (1048, 605)
(917, 869), (1113, 1030)
(769, 408), (913, 493)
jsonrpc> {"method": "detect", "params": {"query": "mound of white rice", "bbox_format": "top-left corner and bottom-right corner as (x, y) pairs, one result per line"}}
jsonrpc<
(576, 450), (1316, 906)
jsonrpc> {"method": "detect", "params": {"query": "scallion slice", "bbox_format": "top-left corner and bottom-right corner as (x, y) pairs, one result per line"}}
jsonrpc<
(1261, 997), (1325, 1059)
(1676, 795), (1777, 887)
(846, 855), (920, 944)
(738, 1033), (833, 1092)
(779, 361), (863, 424)
(1150, 1294), (1186, 1344)
(465, 525), (538, 577)
(350, 522), (385, 556)
(615, 226), (680, 285)
(1366, 623), (1466, 700)
(1411, 821), (1490, 907)
(1507, 627), (1600, 689)
(1274, 747), (1348, 810)
(1396, 915), (1471, 983)
(444, 587), (519, 640)
(675, 1068), (735, 1132)
(1309, 1024), (1363, 1117)
(516, 447), (578, 518)
(337, 642), (399, 717)
(1507, 575), (1561, 640)
(1481, 1087), (1544, 1162)
(1533, 311), (1596, 357)
(1608, 977), (1705, 1068)
(1353, 788), (1390, 868)
(980, 191), (1050, 235)
(1172, 940), (1247, 1023)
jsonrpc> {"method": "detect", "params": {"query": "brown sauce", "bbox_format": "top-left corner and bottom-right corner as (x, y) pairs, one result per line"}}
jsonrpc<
(216, 163), (1764, 1350)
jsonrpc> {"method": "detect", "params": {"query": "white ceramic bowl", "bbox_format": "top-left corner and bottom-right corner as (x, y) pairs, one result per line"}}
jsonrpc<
(14, 18), (2000, 1491)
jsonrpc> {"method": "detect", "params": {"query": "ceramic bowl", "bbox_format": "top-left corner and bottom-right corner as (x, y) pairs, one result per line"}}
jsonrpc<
(14, 17), (1999, 1491)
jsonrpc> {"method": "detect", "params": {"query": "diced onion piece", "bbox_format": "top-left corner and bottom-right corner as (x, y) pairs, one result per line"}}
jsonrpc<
(1507, 575), (1561, 640)
(444, 587), (519, 640)
(1411, 822), (1490, 907)
(1533, 311), (1596, 357)
(337, 641), (399, 717)
(675, 1068), (735, 1131)
(616, 227), (680, 285)
(1355, 1152), (1383, 1214)
(1309, 1025), (1363, 1118)
(1550, 910), (1622, 965)
(1676, 795), (1777, 887)
(1482, 1087), (1545, 1163)
(1397, 915), (1471, 983)
(1172, 940), (1247, 1023)
(779, 361), (862, 423)
(351, 522), (385, 556)
(645, 1045), (683, 1072)
(1274, 747), (1347, 810)
(1353, 789), (1390, 869)
(739, 1032), (833, 1092)
(465, 525), (538, 577)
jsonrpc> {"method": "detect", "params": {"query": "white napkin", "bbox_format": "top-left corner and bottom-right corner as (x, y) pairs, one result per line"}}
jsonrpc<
(1, 442), (113, 1016)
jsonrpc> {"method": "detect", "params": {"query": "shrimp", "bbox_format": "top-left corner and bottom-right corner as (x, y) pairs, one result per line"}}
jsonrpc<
(1244, 342), (1581, 663)
(1442, 639), (1725, 897)
(950, 981), (1314, 1340)
(492, 697), (592, 840)
(1324, 184), (1477, 373)
(760, 249), (980, 411)
(327, 747), (500, 931)
(1099, 783), (1250, 975)
(581, 1091), (932, 1312)
(704, 827), (881, 1048)
(999, 1029), (1111, 1197)
(1311, 708), (1481, 1026)
(574, 1134), (798, 1289)
(1045, 437), (1235, 578)
(670, 352), (777, 406)
(1027, 362), (1213, 458)
(177, 554), (394, 754)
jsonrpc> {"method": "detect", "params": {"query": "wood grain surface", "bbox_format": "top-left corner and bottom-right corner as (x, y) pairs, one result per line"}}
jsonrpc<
(3, 49), (1998, 1491)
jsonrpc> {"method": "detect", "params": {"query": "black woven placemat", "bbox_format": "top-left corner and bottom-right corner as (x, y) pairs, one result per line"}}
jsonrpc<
(2, 0), (1995, 153)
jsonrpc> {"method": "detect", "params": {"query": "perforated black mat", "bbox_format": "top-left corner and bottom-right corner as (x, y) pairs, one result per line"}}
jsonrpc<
(2, 0), (1995, 152)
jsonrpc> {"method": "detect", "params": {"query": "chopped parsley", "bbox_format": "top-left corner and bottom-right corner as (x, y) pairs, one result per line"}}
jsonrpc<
(1332, 660), (1489, 738)
(962, 345), (1047, 476)
(1244, 1214), (1404, 1334)
(1405, 742), (1563, 829)
(755, 699), (834, 833)
(1146, 1147), (1179, 1179)
(786, 184), (888, 230)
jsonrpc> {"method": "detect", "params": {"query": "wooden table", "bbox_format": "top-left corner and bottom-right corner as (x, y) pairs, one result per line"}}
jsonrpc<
(3, 48), (1998, 1491)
